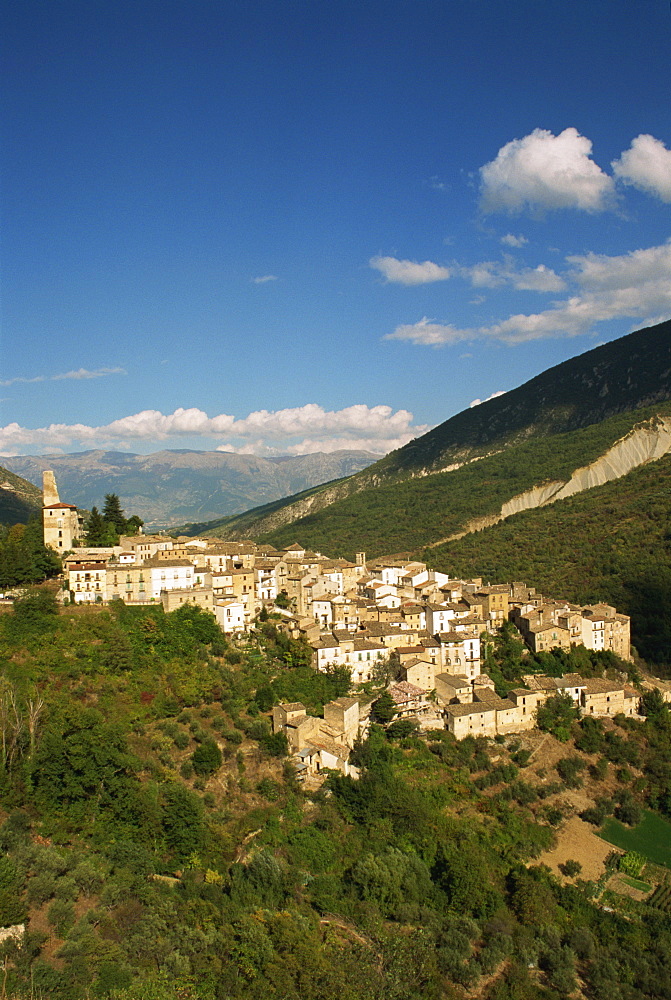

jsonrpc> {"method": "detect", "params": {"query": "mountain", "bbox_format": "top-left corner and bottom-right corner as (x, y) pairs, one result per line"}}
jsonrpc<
(203, 319), (671, 549)
(0, 465), (43, 526)
(425, 450), (671, 667)
(0, 449), (378, 529)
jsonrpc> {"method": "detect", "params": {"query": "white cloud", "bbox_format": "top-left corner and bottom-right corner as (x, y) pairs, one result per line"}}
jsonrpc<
(370, 255), (452, 285)
(0, 403), (428, 458)
(513, 264), (566, 293)
(612, 134), (671, 203)
(252, 274), (278, 284)
(0, 366), (125, 387)
(470, 390), (507, 408)
(385, 240), (671, 346)
(385, 317), (474, 347)
(480, 127), (615, 215)
(500, 233), (528, 247)
(461, 258), (566, 292)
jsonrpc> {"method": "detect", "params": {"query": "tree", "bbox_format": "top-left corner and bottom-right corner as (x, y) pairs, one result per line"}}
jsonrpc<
(102, 494), (127, 534)
(0, 518), (61, 588)
(124, 514), (144, 536)
(536, 693), (578, 741)
(85, 506), (116, 546)
(161, 783), (204, 859)
(191, 739), (222, 776)
(370, 691), (396, 725)
(640, 688), (668, 719)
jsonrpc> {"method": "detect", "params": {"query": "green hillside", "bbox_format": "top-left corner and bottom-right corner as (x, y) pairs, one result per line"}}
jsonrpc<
(198, 320), (671, 543)
(257, 402), (671, 559)
(3, 593), (671, 997)
(176, 477), (349, 538)
(424, 451), (671, 667)
(373, 318), (671, 478)
(0, 465), (42, 525)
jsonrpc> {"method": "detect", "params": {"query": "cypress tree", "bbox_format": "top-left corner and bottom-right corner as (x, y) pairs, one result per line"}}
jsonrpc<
(102, 494), (127, 533)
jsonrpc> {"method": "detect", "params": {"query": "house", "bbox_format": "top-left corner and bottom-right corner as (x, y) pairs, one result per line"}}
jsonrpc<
(474, 585), (510, 624)
(213, 599), (246, 633)
(161, 588), (214, 613)
(400, 656), (437, 691)
(437, 630), (481, 680)
(272, 699), (360, 779)
(445, 702), (498, 738)
(425, 603), (455, 634)
(581, 678), (633, 717)
(580, 605), (631, 660)
(68, 562), (106, 603)
(388, 681), (432, 721)
(434, 673), (472, 705)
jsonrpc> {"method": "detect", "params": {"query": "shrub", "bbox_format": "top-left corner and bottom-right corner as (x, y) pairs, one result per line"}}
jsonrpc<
(47, 898), (75, 938)
(556, 756), (586, 788)
(192, 739), (223, 776)
(619, 851), (646, 877)
(559, 859), (582, 877)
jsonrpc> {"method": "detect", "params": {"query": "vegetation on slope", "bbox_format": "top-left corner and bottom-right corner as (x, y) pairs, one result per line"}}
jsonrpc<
(257, 402), (671, 560)
(425, 451), (671, 667)
(175, 478), (348, 539)
(372, 318), (671, 478)
(171, 321), (671, 543)
(0, 466), (42, 527)
(3, 595), (671, 997)
(0, 518), (61, 589)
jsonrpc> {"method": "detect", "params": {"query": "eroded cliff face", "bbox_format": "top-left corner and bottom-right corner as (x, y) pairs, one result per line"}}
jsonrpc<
(436, 415), (671, 545)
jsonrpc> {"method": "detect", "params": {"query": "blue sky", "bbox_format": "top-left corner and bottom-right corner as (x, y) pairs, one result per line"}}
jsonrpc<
(2, 0), (670, 458)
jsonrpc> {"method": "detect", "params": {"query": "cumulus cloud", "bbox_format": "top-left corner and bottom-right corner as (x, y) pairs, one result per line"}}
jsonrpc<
(385, 240), (671, 347)
(470, 390), (507, 408)
(370, 255), (452, 285)
(612, 134), (671, 203)
(385, 317), (473, 347)
(480, 127), (615, 215)
(461, 258), (565, 292)
(252, 274), (278, 284)
(0, 403), (428, 458)
(500, 233), (528, 247)
(0, 366), (125, 387)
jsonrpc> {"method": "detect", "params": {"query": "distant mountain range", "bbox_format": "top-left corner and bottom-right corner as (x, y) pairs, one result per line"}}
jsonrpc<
(0, 449), (378, 529)
(189, 319), (671, 554)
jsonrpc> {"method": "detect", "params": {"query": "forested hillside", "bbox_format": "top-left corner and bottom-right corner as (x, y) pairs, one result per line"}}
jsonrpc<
(424, 452), (671, 669)
(3, 594), (671, 998)
(205, 320), (671, 541)
(254, 402), (671, 561)
(0, 467), (42, 527)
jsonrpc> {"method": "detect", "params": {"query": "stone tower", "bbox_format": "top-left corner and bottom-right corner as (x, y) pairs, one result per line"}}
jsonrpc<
(42, 470), (83, 551)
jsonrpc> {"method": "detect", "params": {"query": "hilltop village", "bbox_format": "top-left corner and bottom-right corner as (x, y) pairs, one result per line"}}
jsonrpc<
(40, 470), (654, 783)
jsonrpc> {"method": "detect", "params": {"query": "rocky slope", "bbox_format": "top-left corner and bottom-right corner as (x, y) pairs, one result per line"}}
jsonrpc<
(433, 414), (671, 544)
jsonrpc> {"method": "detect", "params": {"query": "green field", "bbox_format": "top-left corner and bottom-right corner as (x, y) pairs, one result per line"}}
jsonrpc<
(600, 811), (671, 868)
(620, 875), (652, 891)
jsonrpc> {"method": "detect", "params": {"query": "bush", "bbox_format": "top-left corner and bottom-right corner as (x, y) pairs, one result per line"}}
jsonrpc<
(559, 859), (582, 877)
(619, 851), (646, 877)
(556, 756), (586, 789)
(191, 739), (223, 776)
(257, 778), (281, 801)
(47, 898), (75, 938)
(614, 792), (642, 827)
